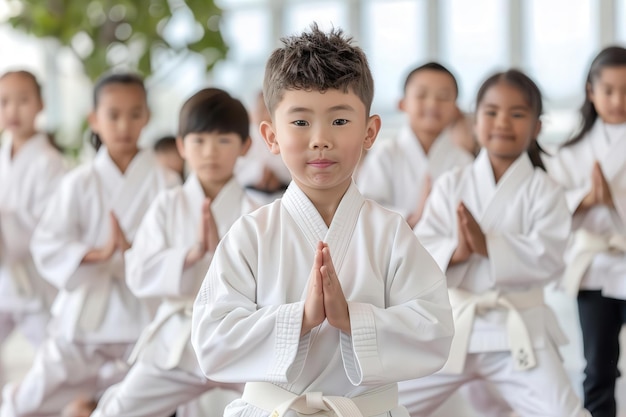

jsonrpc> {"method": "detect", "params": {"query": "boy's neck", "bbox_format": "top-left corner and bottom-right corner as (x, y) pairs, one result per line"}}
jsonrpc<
(110, 148), (139, 174)
(199, 175), (232, 200)
(410, 125), (443, 155)
(299, 180), (350, 227)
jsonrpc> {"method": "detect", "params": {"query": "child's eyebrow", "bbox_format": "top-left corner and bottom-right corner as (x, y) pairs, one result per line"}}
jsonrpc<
(481, 103), (529, 111)
(327, 104), (355, 113)
(286, 104), (356, 114)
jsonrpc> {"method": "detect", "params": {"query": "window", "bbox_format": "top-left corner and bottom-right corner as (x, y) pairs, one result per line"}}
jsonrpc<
(284, 1), (349, 36)
(440, 0), (509, 110)
(362, 0), (428, 113)
(523, 0), (597, 103)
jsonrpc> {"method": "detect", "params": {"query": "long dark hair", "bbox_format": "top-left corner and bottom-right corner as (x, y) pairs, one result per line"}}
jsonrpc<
(475, 69), (547, 171)
(561, 46), (626, 148)
(90, 72), (147, 150)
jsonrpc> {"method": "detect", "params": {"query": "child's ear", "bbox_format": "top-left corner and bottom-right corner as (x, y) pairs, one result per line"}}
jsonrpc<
(241, 136), (252, 156)
(397, 98), (406, 112)
(260, 121), (280, 155)
(363, 114), (382, 151)
(175, 136), (186, 159)
(87, 111), (98, 133)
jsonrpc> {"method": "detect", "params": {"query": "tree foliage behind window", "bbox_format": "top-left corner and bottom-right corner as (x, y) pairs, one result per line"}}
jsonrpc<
(7, 0), (228, 80)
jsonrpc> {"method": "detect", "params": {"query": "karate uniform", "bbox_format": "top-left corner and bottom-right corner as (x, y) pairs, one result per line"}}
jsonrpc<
(0, 148), (179, 417)
(0, 133), (65, 383)
(356, 125), (473, 219)
(398, 150), (589, 417)
(191, 181), (454, 417)
(548, 120), (626, 417)
(92, 175), (252, 417)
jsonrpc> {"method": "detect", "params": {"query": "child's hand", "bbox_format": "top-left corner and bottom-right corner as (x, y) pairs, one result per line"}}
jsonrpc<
(459, 203), (488, 257)
(111, 213), (131, 252)
(82, 212), (119, 263)
(321, 244), (350, 334)
(450, 205), (472, 265)
(302, 242), (326, 335)
(185, 198), (219, 267)
(407, 175), (432, 229)
(579, 161), (614, 211)
(593, 162), (614, 208)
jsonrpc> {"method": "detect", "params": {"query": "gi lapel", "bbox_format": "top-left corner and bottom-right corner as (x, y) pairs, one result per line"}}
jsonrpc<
(478, 151), (533, 231)
(283, 182), (364, 275)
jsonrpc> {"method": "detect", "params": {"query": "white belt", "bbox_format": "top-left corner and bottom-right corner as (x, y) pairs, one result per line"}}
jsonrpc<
(560, 229), (626, 297)
(242, 382), (398, 417)
(442, 287), (543, 374)
(127, 299), (192, 368)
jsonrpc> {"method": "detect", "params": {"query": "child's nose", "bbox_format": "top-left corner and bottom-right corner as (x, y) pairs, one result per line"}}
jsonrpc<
(310, 128), (331, 149)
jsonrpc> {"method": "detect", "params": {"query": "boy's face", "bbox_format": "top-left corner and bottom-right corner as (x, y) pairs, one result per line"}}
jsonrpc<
(177, 131), (250, 187)
(399, 70), (458, 136)
(261, 89), (380, 197)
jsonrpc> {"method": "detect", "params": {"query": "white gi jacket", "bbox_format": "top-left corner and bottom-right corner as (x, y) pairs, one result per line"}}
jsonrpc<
(547, 120), (626, 299)
(192, 181), (454, 417)
(31, 147), (180, 343)
(0, 133), (65, 313)
(416, 150), (569, 359)
(126, 175), (256, 374)
(357, 124), (473, 218)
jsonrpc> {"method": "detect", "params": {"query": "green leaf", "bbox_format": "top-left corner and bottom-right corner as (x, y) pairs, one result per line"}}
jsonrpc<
(8, 0), (229, 81)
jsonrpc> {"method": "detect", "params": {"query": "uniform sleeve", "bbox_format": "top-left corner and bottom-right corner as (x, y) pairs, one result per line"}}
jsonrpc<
(191, 218), (308, 384)
(30, 174), (93, 291)
(340, 219), (454, 385)
(486, 177), (571, 286)
(125, 193), (210, 299)
(0, 153), (66, 261)
(415, 174), (471, 287)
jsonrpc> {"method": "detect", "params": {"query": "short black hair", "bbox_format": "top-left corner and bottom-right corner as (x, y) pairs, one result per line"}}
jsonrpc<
(153, 135), (177, 152)
(403, 62), (458, 97)
(263, 23), (374, 115)
(178, 88), (249, 142)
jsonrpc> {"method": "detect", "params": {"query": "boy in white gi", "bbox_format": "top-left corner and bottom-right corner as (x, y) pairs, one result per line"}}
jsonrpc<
(356, 62), (473, 228)
(91, 88), (253, 417)
(0, 70), (66, 384)
(191, 24), (454, 417)
(0, 73), (180, 417)
(398, 69), (590, 417)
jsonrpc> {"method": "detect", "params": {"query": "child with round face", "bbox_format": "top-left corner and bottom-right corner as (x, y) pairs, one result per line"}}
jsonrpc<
(399, 70), (589, 417)
(192, 25), (454, 417)
(400, 63), (459, 150)
(548, 46), (626, 417)
(0, 73), (180, 417)
(0, 70), (66, 386)
(356, 63), (473, 228)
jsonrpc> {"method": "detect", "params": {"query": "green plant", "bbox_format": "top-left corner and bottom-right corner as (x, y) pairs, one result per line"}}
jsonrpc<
(6, 0), (228, 80)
